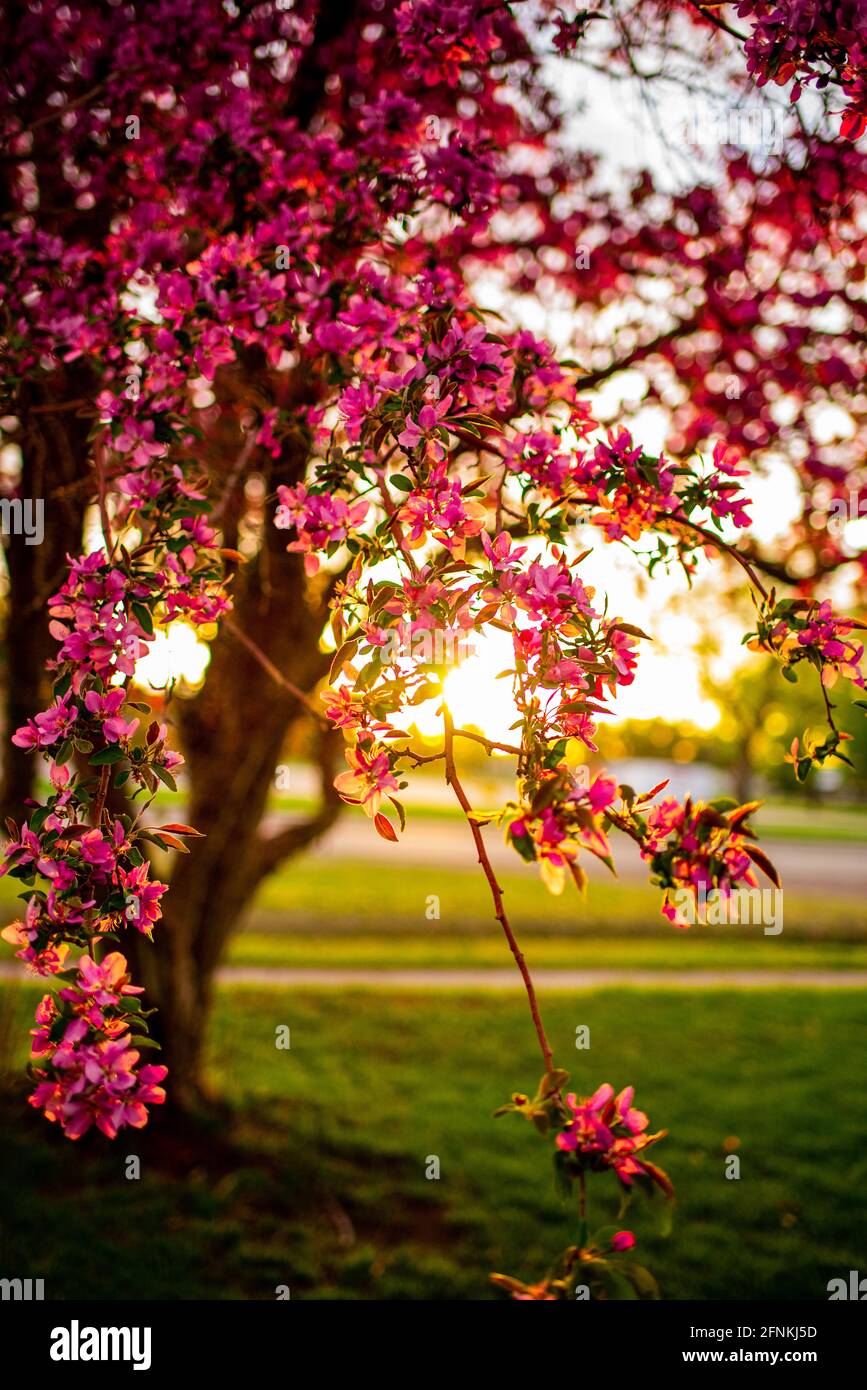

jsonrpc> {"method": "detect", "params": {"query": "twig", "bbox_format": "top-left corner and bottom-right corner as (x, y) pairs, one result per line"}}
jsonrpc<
(224, 617), (325, 720)
(676, 514), (771, 601)
(24, 83), (106, 135)
(376, 474), (420, 576)
(91, 766), (111, 829)
(687, 1), (748, 43)
(453, 727), (523, 757)
(443, 707), (555, 1075)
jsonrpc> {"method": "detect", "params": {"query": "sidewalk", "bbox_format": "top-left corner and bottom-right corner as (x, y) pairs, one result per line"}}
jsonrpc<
(215, 966), (867, 989)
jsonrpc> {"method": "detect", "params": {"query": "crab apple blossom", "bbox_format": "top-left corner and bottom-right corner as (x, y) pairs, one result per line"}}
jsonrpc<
(333, 743), (401, 818)
(735, 0), (867, 139)
(556, 1084), (671, 1196)
(275, 484), (370, 575)
(2, 0), (865, 1304)
(27, 951), (166, 1140)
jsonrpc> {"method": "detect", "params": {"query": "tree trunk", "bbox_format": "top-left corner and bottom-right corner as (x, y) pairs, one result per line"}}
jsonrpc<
(1, 375), (91, 824)
(733, 743), (753, 805)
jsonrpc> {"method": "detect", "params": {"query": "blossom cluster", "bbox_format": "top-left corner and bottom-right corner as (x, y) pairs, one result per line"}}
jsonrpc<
(492, 1072), (671, 1300)
(736, 1), (867, 140)
(28, 952), (167, 1140)
(2, 535), (216, 1137)
(507, 771), (618, 894)
(638, 795), (778, 926)
(749, 595), (866, 691)
(556, 1083), (672, 1196)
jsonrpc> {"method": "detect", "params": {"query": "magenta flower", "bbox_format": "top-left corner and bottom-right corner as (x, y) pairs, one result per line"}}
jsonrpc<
(611, 1231), (636, 1252)
(275, 484), (369, 575)
(84, 687), (139, 743)
(12, 696), (78, 750)
(397, 393), (454, 453)
(556, 1083), (671, 1195)
(118, 864), (168, 935)
(79, 830), (116, 876)
(334, 744), (399, 818)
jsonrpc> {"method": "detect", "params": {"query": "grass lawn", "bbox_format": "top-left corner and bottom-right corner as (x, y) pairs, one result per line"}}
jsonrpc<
(0, 983), (864, 1300)
(247, 857), (867, 942)
(4, 852), (866, 976)
(225, 930), (867, 973)
(227, 855), (867, 973)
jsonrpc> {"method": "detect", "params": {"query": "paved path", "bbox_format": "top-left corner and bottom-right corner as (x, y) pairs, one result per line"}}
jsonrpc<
(2, 962), (863, 988)
(217, 966), (867, 989)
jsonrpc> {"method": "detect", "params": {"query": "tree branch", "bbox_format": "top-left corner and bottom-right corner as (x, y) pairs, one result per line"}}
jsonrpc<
(443, 707), (555, 1076)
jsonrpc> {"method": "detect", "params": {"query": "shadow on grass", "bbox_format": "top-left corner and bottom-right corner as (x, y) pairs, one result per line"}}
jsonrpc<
(0, 1082), (478, 1301)
(2, 985), (865, 1301)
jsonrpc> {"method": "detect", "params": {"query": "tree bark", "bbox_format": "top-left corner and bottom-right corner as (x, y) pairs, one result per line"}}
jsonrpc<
(1, 375), (92, 824)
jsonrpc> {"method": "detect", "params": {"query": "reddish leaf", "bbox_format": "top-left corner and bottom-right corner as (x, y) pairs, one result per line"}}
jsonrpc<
(373, 812), (398, 842)
(744, 844), (781, 888)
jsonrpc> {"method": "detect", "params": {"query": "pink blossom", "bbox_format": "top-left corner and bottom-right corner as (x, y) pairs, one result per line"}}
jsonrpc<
(118, 864), (168, 935)
(334, 745), (399, 818)
(611, 1231), (636, 1252)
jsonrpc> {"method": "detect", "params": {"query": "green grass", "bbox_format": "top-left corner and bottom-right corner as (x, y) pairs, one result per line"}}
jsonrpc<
(758, 799), (867, 843)
(0, 984), (863, 1300)
(232, 853), (867, 973)
(225, 929), (867, 973)
(5, 850), (864, 977)
(247, 857), (867, 942)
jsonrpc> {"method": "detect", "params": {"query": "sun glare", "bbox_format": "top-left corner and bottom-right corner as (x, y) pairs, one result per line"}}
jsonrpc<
(410, 608), (724, 745)
(134, 622), (210, 692)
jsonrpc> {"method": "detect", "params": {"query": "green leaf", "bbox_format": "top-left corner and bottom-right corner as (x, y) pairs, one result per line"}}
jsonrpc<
(621, 1262), (660, 1300)
(91, 744), (125, 766)
(329, 637), (359, 682)
(131, 602), (155, 637)
(581, 1259), (638, 1301)
(537, 1068), (569, 1099)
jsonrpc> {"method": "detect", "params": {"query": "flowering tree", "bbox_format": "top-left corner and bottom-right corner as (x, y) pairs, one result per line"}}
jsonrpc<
(1, 0), (865, 1297)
